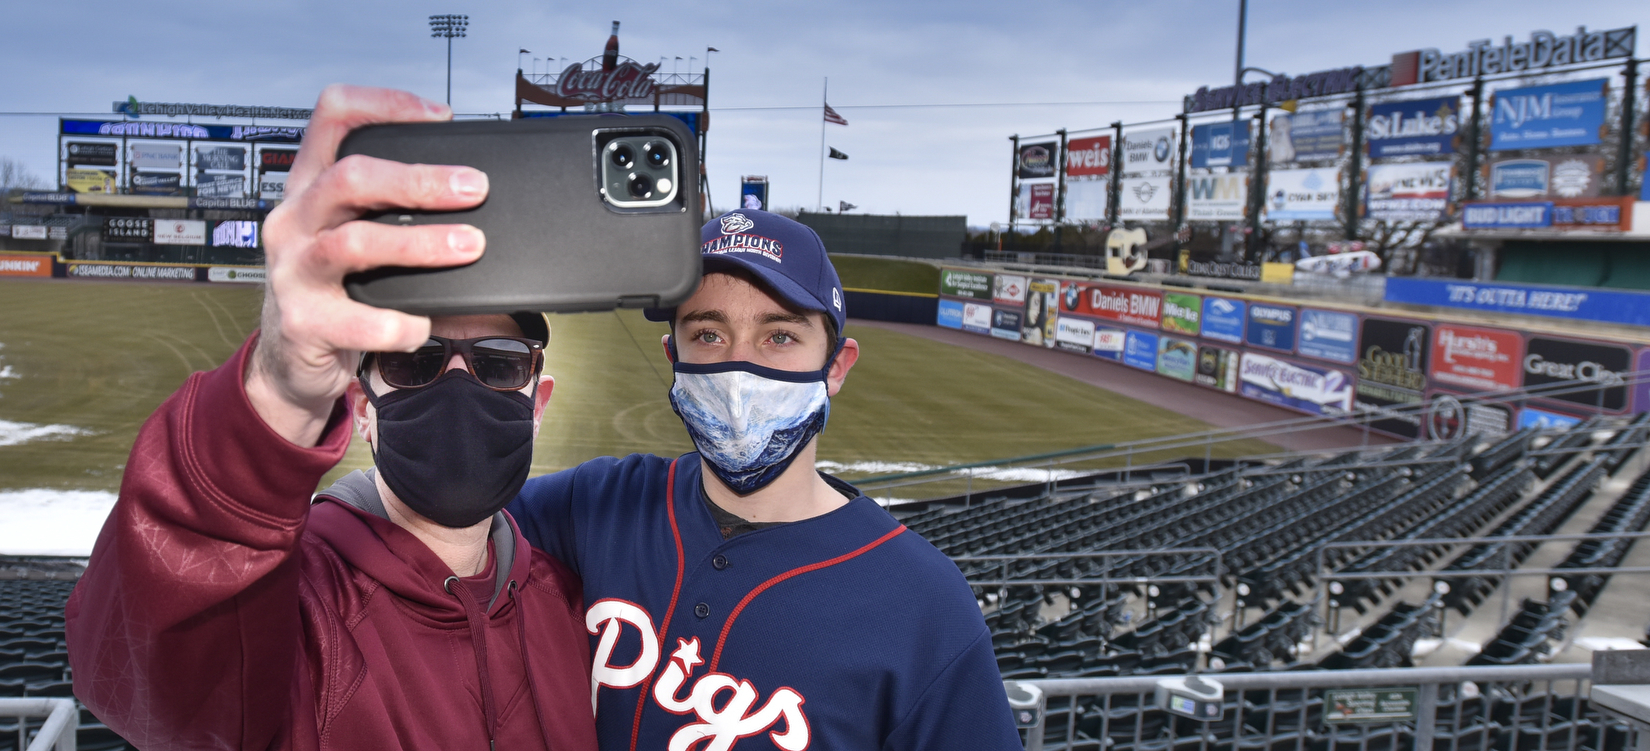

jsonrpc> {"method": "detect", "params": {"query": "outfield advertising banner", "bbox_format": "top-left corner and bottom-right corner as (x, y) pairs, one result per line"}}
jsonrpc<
(1240, 353), (1353, 416)
(1065, 179), (1109, 222)
(67, 263), (197, 281)
(258, 172), (288, 200)
(1265, 168), (1340, 221)
(103, 217), (153, 242)
(1185, 174), (1248, 221)
(65, 141), (118, 167)
(1196, 344), (1240, 392)
(961, 302), (992, 334)
(1189, 121), (1250, 168)
(207, 266), (266, 284)
(1430, 324), (1522, 392)
(1094, 327), (1127, 361)
(1017, 141), (1059, 179)
(1124, 330), (1159, 371)
(1270, 110), (1343, 163)
(153, 219), (207, 245)
(941, 269), (992, 299)
(1055, 316), (1096, 354)
(1366, 96), (1461, 157)
(66, 169), (117, 194)
(1245, 303), (1297, 353)
(993, 274), (1027, 306)
(0, 254), (53, 278)
(1157, 336), (1198, 382)
(1367, 162), (1453, 221)
(129, 142), (183, 169)
(991, 309), (1023, 341)
(1519, 405), (1583, 430)
(1065, 136), (1111, 178)
(1297, 308), (1358, 364)
(1426, 390), (1514, 441)
(1640, 350), (1650, 413)
(1522, 336), (1631, 413)
(1060, 282), (1162, 328)
(1023, 279), (1059, 346)
(1489, 155), (1603, 199)
(1355, 317), (1431, 439)
(1121, 128), (1177, 176)
(1118, 175), (1172, 220)
(1385, 277), (1650, 328)
(1201, 296), (1246, 343)
(1161, 292), (1202, 336)
(936, 299), (964, 329)
(1490, 79), (1608, 151)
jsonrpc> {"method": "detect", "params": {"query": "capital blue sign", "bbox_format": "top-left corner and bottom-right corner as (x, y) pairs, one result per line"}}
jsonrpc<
(1490, 79), (1607, 151)
(1297, 309), (1358, 364)
(1246, 303), (1298, 353)
(1462, 202), (1552, 229)
(1190, 122), (1250, 168)
(1386, 277), (1650, 328)
(1366, 97), (1461, 157)
(1124, 330), (1159, 371)
(1201, 296), (1246, 343)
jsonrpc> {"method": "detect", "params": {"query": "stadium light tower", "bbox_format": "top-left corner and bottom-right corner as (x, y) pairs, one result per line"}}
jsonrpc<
(429, 14), (469, 106)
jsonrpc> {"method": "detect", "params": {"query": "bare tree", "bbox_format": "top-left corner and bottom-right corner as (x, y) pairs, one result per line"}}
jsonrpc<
(0, 157), (48, 192)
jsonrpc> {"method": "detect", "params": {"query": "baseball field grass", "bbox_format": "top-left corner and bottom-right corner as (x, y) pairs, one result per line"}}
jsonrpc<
(0, 277), (1276, 501)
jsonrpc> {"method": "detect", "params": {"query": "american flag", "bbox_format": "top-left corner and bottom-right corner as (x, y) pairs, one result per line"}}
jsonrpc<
(823, 102), (848, 126)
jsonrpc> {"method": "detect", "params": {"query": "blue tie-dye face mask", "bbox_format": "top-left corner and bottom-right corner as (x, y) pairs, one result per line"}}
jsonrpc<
(668, 359), (830, 495)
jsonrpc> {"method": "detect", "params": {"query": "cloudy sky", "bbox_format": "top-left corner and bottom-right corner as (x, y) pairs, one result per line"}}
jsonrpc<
(1, 0), (1642, 225)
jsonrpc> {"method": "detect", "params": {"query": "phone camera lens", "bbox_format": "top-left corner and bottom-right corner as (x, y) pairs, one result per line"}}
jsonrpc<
(628, 174), (654, 199)
(610, 144), (636, 169)
(645, 142), (669, 167)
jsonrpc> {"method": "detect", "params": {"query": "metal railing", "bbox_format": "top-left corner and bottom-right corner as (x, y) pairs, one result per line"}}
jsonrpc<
(1012, 663), (1604, 751)
(0, 699), (78, 751)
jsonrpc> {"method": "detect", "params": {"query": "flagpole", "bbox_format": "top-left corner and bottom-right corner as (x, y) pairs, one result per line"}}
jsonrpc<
(817, 77), (827, 212)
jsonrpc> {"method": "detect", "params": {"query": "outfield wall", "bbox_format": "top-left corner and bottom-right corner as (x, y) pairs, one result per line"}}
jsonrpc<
(0, 251), (265, 284)
(935, 267), (1650, 442)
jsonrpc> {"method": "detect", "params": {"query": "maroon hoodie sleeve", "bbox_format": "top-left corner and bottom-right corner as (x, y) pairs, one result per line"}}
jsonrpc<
(66, 333), (351, 750)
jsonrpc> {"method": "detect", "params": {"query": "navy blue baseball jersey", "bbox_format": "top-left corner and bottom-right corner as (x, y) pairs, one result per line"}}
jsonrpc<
(508, 453), (1022, 751)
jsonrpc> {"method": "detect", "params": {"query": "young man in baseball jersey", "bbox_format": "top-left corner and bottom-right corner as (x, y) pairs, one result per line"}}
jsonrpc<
(507, 209), (1023, 750)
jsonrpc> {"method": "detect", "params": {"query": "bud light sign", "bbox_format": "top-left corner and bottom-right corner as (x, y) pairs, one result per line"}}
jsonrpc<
(1245, 303), (1297, 353)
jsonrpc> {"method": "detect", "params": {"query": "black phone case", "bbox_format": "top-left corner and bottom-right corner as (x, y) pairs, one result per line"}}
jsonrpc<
(336, 115), (702, 316)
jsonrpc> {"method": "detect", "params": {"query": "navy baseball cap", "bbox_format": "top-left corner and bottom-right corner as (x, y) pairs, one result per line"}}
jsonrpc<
(645, 209), (846, 335)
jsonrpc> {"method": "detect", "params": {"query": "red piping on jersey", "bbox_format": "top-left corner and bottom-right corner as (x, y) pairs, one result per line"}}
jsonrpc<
(707, 523), (908, 673)
(629, 457), (685, 751)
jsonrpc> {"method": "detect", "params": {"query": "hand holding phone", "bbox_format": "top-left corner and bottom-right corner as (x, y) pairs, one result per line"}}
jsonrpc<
(336, 115), (704, 317)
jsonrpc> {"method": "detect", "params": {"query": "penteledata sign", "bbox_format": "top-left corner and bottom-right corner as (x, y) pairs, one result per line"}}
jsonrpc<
(1388, 26), (1636, 86)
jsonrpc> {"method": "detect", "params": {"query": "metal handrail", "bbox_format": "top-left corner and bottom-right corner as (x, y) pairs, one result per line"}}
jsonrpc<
(0, 698), (78, 751)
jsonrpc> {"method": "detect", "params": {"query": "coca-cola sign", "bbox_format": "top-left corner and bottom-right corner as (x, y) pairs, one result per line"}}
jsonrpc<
(555, 61), (658, 102)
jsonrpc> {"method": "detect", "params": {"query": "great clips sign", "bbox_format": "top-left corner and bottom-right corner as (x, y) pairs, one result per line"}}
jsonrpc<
(1060, 282), (1162, 328)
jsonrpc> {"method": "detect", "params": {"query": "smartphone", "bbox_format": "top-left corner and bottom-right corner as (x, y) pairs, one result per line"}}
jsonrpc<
(336, 115), (702, 316)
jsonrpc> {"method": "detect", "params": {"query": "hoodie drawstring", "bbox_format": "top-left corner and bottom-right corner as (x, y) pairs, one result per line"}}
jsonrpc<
(510, 580), (557, 751)
(446, 575), (498, 751)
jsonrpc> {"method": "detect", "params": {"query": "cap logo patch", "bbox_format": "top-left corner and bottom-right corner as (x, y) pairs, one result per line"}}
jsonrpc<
(831, 287), (842, 311)
(702, 233), (784, 263)
(719, 213), (755, 235)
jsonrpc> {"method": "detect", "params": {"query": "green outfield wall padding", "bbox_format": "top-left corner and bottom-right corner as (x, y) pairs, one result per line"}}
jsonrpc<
(797, 212), (966, 259)
(828, 254), (941, 295)
(1496, 241), (1650, 291)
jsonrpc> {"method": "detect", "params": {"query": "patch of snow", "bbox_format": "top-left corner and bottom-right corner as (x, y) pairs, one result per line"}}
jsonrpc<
(0, 419), (92, 447)
(0, 488), (117, 556)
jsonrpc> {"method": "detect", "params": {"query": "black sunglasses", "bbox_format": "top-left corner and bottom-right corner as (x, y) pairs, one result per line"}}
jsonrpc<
(361, 336), (544, 391)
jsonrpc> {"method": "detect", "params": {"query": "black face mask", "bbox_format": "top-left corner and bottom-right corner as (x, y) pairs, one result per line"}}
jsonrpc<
(360, 369), (537, 529)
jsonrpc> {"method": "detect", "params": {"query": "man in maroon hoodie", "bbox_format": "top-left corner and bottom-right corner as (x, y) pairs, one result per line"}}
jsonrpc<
(65, 87), (599, 751)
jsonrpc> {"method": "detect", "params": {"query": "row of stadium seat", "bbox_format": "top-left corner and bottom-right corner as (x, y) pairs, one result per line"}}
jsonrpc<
(1468, 594), (1575, 666)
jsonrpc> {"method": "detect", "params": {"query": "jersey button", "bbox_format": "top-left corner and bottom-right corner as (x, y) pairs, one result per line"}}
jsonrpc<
(694, 602), (711, 619)
(712, 554), (729, 570)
